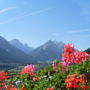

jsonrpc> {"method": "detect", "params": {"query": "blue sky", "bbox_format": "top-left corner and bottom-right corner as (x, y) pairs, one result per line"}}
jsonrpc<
(0, 0), (90, 50)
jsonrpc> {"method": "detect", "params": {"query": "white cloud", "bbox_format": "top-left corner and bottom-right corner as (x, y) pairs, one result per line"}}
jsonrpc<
(0, 8), (52, 24)
(23, 8), (52, 17)
(67, 29), (90, 34)
(0, 7), (15, 14)
(0, 12), (26, 24)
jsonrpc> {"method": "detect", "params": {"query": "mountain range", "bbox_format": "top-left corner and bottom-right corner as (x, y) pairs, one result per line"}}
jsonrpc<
(84, 48), (90, 54)
(10, 39), (34, 54)
(29, 40), (64, 61)
(0, 36), (35, 64)
(0, 35), (89, 70)
(0, 36), (64, 69)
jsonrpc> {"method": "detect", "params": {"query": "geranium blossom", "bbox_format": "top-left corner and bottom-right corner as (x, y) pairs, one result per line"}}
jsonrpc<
(65, 74), (88, 89)
(46, 88), (54, 90)
(82, 85), (88, 90)
(33, 77), (39, 81)
(0, 72), (10, 81)
(52, 61), (58, 69)
(20, 64), (35, 76)
(62, 43), (90, 66)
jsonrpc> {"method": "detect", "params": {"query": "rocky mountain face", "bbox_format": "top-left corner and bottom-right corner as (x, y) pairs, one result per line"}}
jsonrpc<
(29, 40), (64, 62)
(84, 48), (90, 54)
(10, 39), (34, 54)
(0, 36), (35, 64)
(0, 36), (64, 68)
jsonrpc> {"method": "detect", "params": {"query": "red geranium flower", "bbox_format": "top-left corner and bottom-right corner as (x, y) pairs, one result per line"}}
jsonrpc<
(46, 88), (54, 90)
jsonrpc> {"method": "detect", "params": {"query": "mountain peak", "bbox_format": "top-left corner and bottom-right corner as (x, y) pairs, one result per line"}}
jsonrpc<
(0, 36), (35, 65)
(10, 39), (34, 54)
(44, 40), (64, 47)
(47, 40), (53, 43)
(0, 36), (7, 42)
(10, 39), (22, 44)
(30, 40), (64, 61)
(45, 40), (55, 45)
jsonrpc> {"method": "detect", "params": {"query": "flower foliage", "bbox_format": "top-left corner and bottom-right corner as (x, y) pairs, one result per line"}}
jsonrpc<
(0, 72), (11, 89)
(62, 43), (90, 66)
(0, 43), (90, 90)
